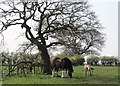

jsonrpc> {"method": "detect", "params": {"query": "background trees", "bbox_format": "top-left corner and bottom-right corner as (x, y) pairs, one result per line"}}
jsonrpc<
(0, 0), (105, 74)
(70, 54), (85, 66)
(100, 56), (119, 66)
(86, 55), (119, 66)
(87, 55), (99, 65)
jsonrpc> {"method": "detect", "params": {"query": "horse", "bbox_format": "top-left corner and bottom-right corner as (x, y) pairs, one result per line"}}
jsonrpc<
(84, 64), (94, 76)
(51, 57), (73, 78)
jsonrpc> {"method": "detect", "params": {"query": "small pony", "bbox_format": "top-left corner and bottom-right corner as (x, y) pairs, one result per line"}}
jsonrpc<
(84, 64), (94, 76)
(51, 57), (73, 78)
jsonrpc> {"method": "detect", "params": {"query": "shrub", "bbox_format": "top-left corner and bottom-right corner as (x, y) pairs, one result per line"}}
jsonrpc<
(54, 53), (69, 58)
(70, 54), (85, 66)
(87, 55), (99, 65)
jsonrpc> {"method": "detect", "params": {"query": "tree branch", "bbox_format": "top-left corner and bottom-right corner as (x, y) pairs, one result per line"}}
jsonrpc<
(46, 42), (63, 48)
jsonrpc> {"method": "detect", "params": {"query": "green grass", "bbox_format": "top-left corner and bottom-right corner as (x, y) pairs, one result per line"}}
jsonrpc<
(2, 66), (118, 84)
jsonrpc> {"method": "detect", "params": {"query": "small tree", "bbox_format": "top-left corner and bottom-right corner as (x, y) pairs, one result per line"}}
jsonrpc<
(113, 57), (119, 65)
(55, 53), (68, 58)
(100, 56), (107, 66)
(87, 55), (99, 65)
(70, 54), (85, 66)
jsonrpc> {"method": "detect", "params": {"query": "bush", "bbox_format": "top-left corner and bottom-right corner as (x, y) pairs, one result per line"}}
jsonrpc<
(70, 54), (85, 66)
(87, 55), (99, 65)
(54, 53), (68, 58)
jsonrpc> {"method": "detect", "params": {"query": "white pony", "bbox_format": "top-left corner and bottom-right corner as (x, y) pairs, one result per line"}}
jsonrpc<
(84, 63), (94, 76)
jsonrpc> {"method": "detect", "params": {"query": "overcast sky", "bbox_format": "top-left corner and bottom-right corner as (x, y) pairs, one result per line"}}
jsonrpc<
(89, 0), (118, 56)
(0, 0), (119, 56)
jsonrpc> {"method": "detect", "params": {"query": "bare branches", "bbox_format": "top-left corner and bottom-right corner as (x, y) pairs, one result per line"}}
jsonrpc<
(17, 41), (37, 53)
(0, 33), (5, 48)
(46, 41), (63, 48)
(0, 0), (105, 55)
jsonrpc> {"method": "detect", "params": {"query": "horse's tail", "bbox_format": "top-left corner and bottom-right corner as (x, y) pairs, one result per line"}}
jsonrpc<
(69, 62), (74, 72)
(68, 62), (74, 78)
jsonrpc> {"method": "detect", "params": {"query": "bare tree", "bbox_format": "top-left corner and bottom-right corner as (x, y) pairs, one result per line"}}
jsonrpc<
(0, 0), (105, 74)
(53, 2), (105, 55)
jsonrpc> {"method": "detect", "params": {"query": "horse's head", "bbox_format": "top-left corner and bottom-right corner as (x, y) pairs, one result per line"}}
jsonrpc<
(51, 57), (62, 70)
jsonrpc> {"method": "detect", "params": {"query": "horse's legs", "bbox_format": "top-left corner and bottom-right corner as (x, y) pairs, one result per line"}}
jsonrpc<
(85, 70), (87, 75)
(68, 70), (72, 78)
(66, 69), (69, 78)
(56, 69), (59, 77)
(61, 70), (64, 78)
(66, 69), (67, 74)
(51, 68), (55, 77)
(89, 70), (92, 76)
(61, 70), (68, 78)
(52, 67), (60, 77)
(51, 70), (54, 77)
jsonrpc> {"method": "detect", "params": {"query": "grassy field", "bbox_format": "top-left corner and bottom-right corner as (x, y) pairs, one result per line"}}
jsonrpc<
(2, 66), (119, 84)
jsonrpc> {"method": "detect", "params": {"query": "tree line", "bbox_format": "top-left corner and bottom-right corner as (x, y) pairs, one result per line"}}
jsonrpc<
(87, 55), (119, 66)
(1, 52), (119, 67)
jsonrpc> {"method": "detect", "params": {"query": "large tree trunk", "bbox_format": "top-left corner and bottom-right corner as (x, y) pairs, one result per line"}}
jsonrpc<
(38, 44), (52, 75)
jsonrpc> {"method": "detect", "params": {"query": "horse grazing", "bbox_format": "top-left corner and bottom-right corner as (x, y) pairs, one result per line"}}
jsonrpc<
(84, 64), (94, 76)
(51, 57), (73, 78)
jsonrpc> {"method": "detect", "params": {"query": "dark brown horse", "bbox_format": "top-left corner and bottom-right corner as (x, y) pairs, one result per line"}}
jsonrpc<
(51, 57), (73, 78)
